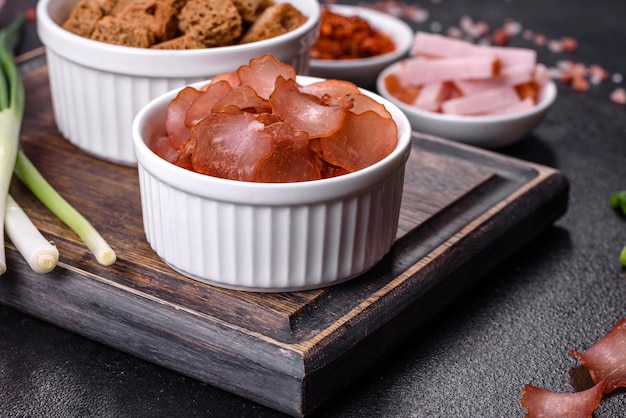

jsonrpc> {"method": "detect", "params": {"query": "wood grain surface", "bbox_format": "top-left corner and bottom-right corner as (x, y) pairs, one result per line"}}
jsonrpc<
(0, 56), (569, 416)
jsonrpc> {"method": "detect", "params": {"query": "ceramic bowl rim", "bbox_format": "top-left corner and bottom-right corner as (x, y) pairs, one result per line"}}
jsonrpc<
(37, 0), (322, 76)
(309, 4), (414, 70)
(133, 76), (412, 206)
(376, 59), (558, 125)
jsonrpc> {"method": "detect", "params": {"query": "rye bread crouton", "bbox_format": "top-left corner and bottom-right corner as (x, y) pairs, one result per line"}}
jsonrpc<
(90, 15), (155, 47)
(89, 0), (118, 14)
(151, 33), (205, 49)
(107, 0), (137, 15)
(117, 0), (179, 42)
(102, 0), (188, 14)
(231, 0), (273, 24)
(61, 0), (104, 38)
(178, 0), (243, 47)
(240, 3), (306, 44)
(157, 0), (189, 11)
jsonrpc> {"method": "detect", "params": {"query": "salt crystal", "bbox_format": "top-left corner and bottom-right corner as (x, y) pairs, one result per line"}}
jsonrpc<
(405, 6), (429, 23)
(561, 37), (578, 52)
(547, 39), (563, 53)
(533, 34), (547, 46)
(503, 20), (522, 36)
(430, 21), (443, 32)
(610, 88), (626, 105)
(571, 76), (590, 92)
(588, 65), (609, 84)
(446, 26), (464, 39)
(556, 60), (573, 70)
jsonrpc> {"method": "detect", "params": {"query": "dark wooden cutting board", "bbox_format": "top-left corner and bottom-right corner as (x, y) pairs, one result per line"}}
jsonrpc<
(0, 51), (569, 417)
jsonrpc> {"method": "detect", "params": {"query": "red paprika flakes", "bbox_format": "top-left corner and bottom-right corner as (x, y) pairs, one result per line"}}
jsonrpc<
(311, 8), (395, 60)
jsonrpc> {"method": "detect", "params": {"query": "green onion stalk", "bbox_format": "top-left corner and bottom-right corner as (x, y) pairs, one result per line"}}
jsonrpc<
(0, 14), (25, 274)
(0, 14), (116, 272)
(14, 150), (116, 266)
(5, 193), (59, 273)
(611, 190), (626, 267)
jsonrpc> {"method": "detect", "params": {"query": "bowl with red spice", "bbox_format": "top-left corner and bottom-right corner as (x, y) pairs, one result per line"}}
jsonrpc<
(132, 55), (412, 292)
(36, 0), (321, 166)
(309, 5), (413, 89)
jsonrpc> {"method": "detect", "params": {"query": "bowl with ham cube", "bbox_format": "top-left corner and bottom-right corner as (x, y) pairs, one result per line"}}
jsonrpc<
(132, 54), (412, 292)
(377, 31), (557, 149)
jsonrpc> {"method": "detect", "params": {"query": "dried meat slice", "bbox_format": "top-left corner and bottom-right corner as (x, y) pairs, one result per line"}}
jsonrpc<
(206, 70), (241, 88)
(175, 137), (195, 171)
(211, 84), (272, 114)
(299, 80), (391, 119)
(184, 80), (233, 127)
(165, 86), (203, 149)
(348, 93), (394, 118)
(569, 318), (626, 394)
(148, 135), (178, 164)
(190, 111), (274, 181)
(298, 79), (361, 101)
(269, 76), (349, 139)
(520, 380), (606, 418)
(254, 122), (322, 183)
(319, 110), (397, 172)
(236, 53), (297, 100)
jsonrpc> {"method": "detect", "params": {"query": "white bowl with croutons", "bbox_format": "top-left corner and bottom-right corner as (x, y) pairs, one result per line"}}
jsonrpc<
(132, 57), (412, 292)
(37, 0), (321, 165)
(309, 4), (414, 90)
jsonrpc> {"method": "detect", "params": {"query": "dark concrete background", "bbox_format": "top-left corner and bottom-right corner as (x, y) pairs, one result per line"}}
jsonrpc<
(2, 0), (626, 416)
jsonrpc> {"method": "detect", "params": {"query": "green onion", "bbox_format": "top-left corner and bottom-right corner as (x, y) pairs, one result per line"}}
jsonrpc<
(5, 194), (58, 273)
(0, 14), (25, 274)
(610, 190), (626, 216)
(611, 190), (626, 267)
(0, 14), (116, 271)
(14, 150), (117, 266)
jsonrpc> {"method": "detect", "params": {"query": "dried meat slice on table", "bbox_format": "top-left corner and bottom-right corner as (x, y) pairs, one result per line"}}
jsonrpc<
(520, 379), (606, 418)
(520, 317), (626, 417)
(569, 317), (626, 394)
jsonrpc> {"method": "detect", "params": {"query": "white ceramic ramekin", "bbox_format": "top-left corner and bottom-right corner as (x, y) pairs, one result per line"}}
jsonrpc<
(133, 76), (412, 292)
(309, 4), (414, 89)
(377, 60), (558, 149)
(36, 0), (321, 166)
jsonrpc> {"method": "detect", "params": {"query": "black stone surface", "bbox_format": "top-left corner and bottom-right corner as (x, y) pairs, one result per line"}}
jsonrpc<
(2, 0), (626, 417)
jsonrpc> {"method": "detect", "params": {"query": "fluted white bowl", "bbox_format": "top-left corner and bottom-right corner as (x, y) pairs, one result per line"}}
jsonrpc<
(37, 0), (321, 166)
(132, 76), (412, 292)
(309, 4), (413, 90)
(377, 60), (557, 149)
